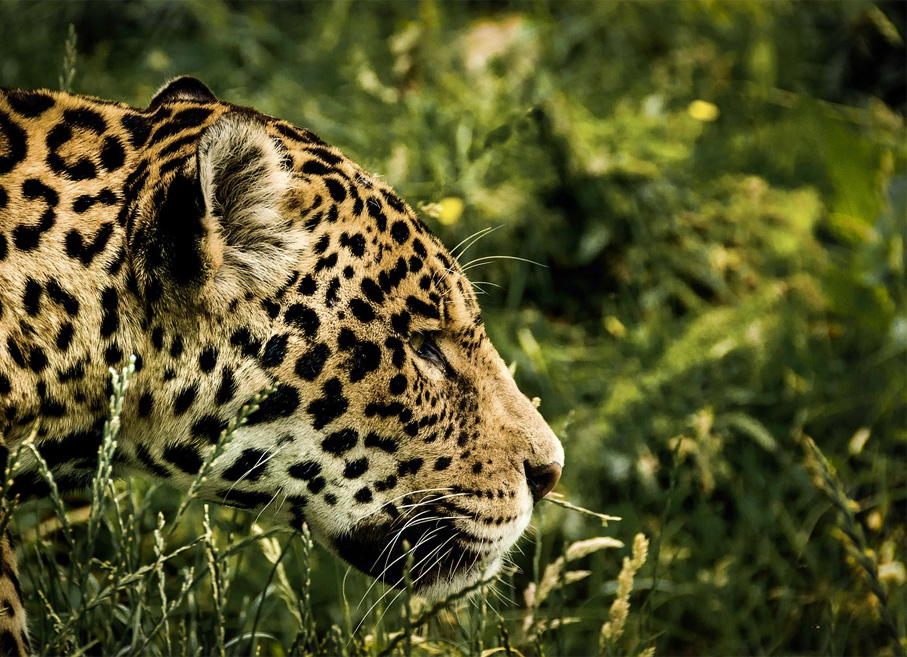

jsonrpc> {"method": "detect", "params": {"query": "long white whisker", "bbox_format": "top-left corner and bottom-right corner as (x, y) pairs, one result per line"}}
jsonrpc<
(462, 254), (548, 270)
(396, 491), (469, 510)
(352, 487), (453, 522)
(356, 528), (456, 634)
(252, 487), (284, 525)
(370, 509), (435, 574)
(372, 535), (460, 629)
(451, 226), (498, 258)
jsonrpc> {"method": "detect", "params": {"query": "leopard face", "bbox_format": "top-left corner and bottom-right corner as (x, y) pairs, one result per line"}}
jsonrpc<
(0, 77), (563, 599)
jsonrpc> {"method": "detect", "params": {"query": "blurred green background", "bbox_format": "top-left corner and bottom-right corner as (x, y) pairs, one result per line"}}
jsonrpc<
(2, 1), (905, 654)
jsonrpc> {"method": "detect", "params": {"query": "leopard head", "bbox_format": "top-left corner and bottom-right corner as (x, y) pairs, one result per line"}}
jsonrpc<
(129, 78), (563, 599)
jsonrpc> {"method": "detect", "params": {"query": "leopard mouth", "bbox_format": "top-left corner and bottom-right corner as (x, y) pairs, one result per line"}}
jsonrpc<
(332, 509), (500, 598)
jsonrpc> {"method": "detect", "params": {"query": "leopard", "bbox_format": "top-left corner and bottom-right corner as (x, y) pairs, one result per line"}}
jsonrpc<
(0, 77), (563, 655)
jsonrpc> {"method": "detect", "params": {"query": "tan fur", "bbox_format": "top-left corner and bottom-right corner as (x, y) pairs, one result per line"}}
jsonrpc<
(0, 79), (563, 647)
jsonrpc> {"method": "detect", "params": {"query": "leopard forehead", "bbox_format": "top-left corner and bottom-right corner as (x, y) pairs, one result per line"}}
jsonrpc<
(0, 77), (563, 597)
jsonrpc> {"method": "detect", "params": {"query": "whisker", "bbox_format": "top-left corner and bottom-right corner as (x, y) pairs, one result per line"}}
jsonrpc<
(223, 443), (291, 498)
(252, 487), (284, 525)
(396, 491), (469, 510)
(461, 254), (548, 272)
(353, 487), (454, 522)
(450, 226), (499, 259)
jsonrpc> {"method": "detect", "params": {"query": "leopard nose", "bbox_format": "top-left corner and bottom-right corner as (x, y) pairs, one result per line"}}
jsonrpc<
(524, 460), (562, 504)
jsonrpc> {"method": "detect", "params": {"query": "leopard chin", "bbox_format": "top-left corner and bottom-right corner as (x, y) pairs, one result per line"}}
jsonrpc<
(331, 511), (519, 600)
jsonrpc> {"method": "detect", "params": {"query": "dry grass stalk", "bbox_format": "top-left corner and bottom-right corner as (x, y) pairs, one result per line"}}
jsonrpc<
(600, 533), (649, 652)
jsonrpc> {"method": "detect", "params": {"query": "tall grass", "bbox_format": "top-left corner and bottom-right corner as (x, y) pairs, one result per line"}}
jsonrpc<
(14, 363), (651, 656)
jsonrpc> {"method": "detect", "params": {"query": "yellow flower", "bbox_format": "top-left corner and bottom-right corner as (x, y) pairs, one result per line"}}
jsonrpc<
(688, 100), (720, 122)
(437, 197), (465, 225)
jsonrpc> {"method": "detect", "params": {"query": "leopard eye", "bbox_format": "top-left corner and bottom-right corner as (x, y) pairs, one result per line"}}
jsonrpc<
(409, 331), (448, 371)
(409, 331), (426, 352)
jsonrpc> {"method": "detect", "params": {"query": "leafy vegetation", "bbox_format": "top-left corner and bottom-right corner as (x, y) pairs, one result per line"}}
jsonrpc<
(1, 1), (904, 654)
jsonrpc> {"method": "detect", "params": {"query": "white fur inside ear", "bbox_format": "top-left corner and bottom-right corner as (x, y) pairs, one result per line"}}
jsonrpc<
(198, 115), (304, 297)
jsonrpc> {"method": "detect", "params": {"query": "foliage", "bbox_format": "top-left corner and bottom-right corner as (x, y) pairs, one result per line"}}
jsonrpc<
(1, 0), (904, 654)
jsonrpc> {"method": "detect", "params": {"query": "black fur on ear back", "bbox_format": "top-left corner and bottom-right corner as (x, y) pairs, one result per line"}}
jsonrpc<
(130, 160), (214, 306)
(149, 76), (217, 109)
(131, 113), (306, 308)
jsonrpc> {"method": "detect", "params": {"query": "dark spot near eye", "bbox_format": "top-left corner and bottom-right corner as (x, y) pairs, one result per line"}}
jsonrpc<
(344, 339), (381, 384)
(360, 278), (384, 304)
(434, 457), (451, 471)
(406, 296), (440, 320)
(354, 487), (372, 503)
(384, 336), (406, 368)
(349, 298), (375, 323)
(389, 375), (407, 395)
(391, 310), (411, 336)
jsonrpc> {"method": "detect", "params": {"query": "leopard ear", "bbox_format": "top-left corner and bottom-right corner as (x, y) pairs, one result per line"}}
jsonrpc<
(149, 76), (217, 108)
(196, 114), (304, 297)
(134, 114), (303, 306)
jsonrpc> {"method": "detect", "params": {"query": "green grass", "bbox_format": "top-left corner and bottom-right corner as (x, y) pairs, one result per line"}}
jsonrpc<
(2, 1), (905, 654)
(11, 362), (644, 656)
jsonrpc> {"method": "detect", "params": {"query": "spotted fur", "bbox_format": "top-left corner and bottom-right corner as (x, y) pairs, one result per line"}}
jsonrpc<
(0, 77), (563, 653)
